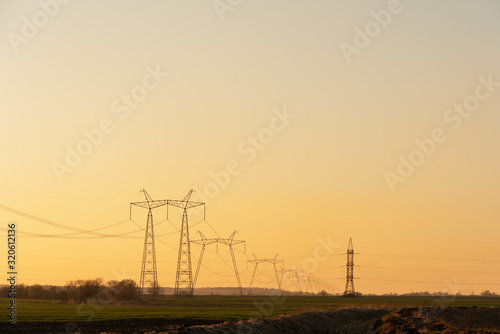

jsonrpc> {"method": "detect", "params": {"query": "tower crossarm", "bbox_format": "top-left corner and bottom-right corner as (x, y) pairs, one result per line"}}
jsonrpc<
(130, 190), (168, 211)
(247, 254), (282, 265)
(216, 238), (245, 246)
(165, 188), (204, 210)
(264, 259), (284, 265)
(166, 200), (204, 210)
(130, 200), (168, 210)
(191, 239), (217, 246)
(191, 233), (218, 246)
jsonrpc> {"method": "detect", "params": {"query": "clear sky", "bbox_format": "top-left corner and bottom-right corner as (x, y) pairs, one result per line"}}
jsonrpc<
(1, 0), (499, 295)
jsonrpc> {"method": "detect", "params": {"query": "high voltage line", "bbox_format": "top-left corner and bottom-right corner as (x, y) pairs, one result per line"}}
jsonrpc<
(7, 203), (497, 266)
(358, 266), (500, 275)
(16, 253), (500, 268)
(0, 202), (206, 239)
(0, 142), (134, 194)
(4, 201), (498, 264)
(18, 253), (333, 263)
(360, 253), (500, 263)
(12, 256), (500, 278)
(2, 197), (500, 292)
(0, 185), (132, 201)
(361, 278), (500, 286)
(0, 203), (136, 237)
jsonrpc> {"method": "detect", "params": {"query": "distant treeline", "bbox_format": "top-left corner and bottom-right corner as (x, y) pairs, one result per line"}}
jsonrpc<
(1, 278), (140, 303)
(376, 291), (500, 297)
(2, 282), (497, 301)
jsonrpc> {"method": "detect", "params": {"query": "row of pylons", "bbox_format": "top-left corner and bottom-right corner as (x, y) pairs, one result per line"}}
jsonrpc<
(132, 189), (356, 297)
(131, 189), (203, 297)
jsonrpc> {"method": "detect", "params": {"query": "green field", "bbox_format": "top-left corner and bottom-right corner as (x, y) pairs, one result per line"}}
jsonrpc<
(2, 295), (500, 322)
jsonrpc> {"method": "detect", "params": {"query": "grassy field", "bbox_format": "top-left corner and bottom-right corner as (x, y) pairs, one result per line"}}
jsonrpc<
(1, 295), (499, 322)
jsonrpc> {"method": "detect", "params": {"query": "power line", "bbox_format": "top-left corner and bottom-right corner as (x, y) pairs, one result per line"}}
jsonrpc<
(361, 253), (500, 263)
(22, 254), (140, 263)
(362, 277), (500, 286)
(21, 253), (249, 264)
(0, 203), (136, 237)
(0, 265), (110, 274)
(204, 219), (221, 238)
(0, 142), (133, 194)
(0, 186), (131, 201)
(359, 265), (500, 276)
(0, 201), (206, 239)
(0, 224), (144, 239)
(0, 219), (144, 239)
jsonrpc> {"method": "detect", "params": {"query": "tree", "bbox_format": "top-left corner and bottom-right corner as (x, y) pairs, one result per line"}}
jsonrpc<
(65, 278), (104, 303)
(28, 284), (44, 299)
(17, 284), (29, 299)
(107, 279), (140, 301)
(317, 290), (329, 297)
(480, 290), (497, 297)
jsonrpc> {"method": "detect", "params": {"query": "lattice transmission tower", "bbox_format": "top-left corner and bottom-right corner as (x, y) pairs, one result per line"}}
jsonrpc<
(344, 237), (355, 295)
(191, 231), (246, 295)
(165, 189), (205, 297)
(247, 254), (283, 294)
(130, 189), (168, 298)
(279, 269), (301, 293)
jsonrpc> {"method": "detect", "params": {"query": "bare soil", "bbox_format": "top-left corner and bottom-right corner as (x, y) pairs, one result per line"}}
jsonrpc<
(0, 318), (223, 334)
(375, 307), (500, 334)
(2, 307), (500, 333)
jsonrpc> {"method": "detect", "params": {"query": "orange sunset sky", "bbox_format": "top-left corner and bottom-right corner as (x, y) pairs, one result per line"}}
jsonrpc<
(1, 0), (500, 294)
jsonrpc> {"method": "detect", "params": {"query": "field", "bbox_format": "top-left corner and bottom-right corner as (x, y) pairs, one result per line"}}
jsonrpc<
(1, 295), (499, 322)
(1, 296), (500, 333)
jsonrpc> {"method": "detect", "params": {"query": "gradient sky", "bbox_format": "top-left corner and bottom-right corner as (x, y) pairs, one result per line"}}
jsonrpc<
(1, 0), (500, 295)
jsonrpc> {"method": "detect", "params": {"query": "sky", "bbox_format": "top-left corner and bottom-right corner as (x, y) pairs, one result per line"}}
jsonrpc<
(1, 0), (499, 295)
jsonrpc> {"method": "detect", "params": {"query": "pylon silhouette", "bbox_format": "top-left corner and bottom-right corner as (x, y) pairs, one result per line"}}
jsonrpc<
(165, 189), (205, 297)
(344, 238), (355, 295)
(130, 189), (168, 298)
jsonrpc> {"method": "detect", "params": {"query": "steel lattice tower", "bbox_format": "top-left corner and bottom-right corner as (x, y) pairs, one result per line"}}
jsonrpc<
(279, 269), (301, 293)
(344, 238), (355, 295)
(247, 254), (283, 294)
(191, 231), (246, 295)
(165, 189), (205, 297)
(130, 189), (168, 298)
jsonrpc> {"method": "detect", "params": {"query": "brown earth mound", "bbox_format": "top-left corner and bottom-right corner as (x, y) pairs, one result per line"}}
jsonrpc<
(2, 307), (499, 333)
(169, 308), (390, 333)
(0, 318), (223, 334)
(375, 307), (500, 334)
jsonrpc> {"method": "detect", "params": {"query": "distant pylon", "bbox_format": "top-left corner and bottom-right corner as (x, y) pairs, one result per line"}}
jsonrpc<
(305, 273), (313, 294)
(166, 189), (205, 297)
(344, 238), (355, 295)
(247, 254), (283, 294)
(191, 231), (246, 295)
(130, 189), (168, 298)
(279, 269), (301, 293)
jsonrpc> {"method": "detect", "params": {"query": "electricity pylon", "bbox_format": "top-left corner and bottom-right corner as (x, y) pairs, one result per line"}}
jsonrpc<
(165, 189), (205, 297)
(191, 231), (246, 295)
(247, 254), (283, 294)
(130, 189), (168, 298)
(305, 273), (313, 294)
(279, 269), (301, 293)
(309, 277), (322, 294)
(344, 238), (355, 295)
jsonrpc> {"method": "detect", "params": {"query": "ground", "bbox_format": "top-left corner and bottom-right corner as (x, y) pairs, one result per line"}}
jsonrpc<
(1, 296), (499, 333)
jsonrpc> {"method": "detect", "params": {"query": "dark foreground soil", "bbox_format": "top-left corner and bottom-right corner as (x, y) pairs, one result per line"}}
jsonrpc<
(0, 318), (223, 334)
(2, 307), (500, 333)
(375, 307), (500, 334)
